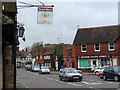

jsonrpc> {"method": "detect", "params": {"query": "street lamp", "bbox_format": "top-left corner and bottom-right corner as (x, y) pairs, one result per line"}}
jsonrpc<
(18, 26), (25, 37)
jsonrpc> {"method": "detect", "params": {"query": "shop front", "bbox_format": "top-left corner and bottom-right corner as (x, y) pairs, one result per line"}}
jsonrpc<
(78, 55), (112, 71)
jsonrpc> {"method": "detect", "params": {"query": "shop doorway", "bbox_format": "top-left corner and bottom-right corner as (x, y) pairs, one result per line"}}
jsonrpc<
(91, 59), (98, 71)
(93, 60), (97, 67)
(68, 59), (75, 68)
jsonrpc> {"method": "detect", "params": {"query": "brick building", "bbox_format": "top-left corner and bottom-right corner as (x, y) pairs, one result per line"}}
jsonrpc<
(34, 44), (71, 70)
(73, 25), (120, 71)
(35, 45), (56, 70)
(63, 45), (78, 68)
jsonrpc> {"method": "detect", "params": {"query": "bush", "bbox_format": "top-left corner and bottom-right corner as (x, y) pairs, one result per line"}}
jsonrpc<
(26, 61), (32, 65)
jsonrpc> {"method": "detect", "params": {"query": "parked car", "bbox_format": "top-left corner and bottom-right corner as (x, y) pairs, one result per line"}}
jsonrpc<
(25, 64), (31, 70)
(31, 66), (40, 72)
(94, 67), (104, 75)
(97, 71), (104, 79)
(39, 66), (50, 74)
(59, 67), (82, 82)
(103, 66), (120, 82)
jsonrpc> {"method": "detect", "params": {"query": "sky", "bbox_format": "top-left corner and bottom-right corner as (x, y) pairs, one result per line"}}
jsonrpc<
(17, 0), (118, 50)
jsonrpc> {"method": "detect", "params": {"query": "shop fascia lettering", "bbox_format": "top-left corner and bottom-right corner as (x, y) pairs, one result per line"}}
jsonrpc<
(78, 55), (110, 59)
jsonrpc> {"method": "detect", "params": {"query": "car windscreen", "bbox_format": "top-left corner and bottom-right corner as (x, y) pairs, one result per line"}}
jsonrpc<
(41, 67), (48, 69)
(98, 67), (104, 70)
(34, 66), (39, 68)
(66, 69), (78, 73)
(113, 66), (120, 72)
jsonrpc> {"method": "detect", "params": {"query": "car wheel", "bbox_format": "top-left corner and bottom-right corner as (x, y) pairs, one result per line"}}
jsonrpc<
(60, 77), (62, 81)
(100, 77), (103, 79)
(103, 75), (107, 81)
(65, 77), (69, 82)
(39, 71), (42, 74)
(78, 78), (82, 82)
(114, 76), (119, 82)
(95, 71), (99, 75)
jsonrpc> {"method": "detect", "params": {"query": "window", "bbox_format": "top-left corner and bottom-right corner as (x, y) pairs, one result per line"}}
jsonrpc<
(40, 55), (42, 59)
(81, 44), (87, 52)
(94, 43), (100, 52)
(108, 43), (115, 51)
(36, 56), (38, 59)
(68, 48), (72, 57)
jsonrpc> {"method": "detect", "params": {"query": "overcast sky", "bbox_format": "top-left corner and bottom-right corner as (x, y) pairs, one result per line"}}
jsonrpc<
(17, 0), (118, 50)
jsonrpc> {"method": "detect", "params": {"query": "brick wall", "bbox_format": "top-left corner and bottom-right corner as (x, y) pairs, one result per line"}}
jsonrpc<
(63, 45), (77, 68)
(76, 38), (120, 66)
(76, 40), (120, 56)
(63, 45), (76, 58)
(4, 45), (14, 88)
(0, 57), (2, 89)
(116, 37), (120, 65)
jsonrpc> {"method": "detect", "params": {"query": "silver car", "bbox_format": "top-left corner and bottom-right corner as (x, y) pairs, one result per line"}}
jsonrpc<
(59, 67), (82, 82)
(31, 66), (40, 72)
(39, 66), (50, 74)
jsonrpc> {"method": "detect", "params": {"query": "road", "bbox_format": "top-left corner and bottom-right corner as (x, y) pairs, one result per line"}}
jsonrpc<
(17, 69), (120, 89)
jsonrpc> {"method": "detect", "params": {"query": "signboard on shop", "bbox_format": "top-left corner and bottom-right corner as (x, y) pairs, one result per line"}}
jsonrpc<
(78, 55), (110, 59)
(37, 6), (53, 24)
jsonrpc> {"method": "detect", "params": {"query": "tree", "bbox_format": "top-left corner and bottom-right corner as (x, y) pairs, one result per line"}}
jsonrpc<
(55, 45), (63, 70)
(30, 42), (43, 56)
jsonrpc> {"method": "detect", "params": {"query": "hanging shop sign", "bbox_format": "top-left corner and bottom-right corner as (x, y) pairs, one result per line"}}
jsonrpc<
(37, 6), (53, 24)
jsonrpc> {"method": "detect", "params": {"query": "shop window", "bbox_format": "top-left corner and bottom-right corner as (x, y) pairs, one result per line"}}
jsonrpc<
(108, 43), (115, 51)
(81, 44), (87, 52)
(78, 59), (90, 68)
(94, 43), (100, 52)
(101, 58), (110, 66)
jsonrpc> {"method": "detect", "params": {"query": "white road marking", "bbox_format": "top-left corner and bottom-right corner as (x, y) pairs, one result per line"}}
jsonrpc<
(82, 81), (89, 84)
(89, 80), (94, 81)
(54, 79), (59, 82)
(89, 83), (102, 85)
(82, 81), (102, 85)
(18, 81), (30, 88)
(96, 81), (102, 83)
(67, 82), (82, 86)
(107, 82), (118, 84)
(89, 87), (93, 88)
(45, 77), (53, 80)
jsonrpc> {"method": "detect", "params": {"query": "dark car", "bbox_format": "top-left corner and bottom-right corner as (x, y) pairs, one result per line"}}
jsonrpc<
(25, 64), (31, 70)
(59, 67), (82, 82)
(103, 66), (120, 81)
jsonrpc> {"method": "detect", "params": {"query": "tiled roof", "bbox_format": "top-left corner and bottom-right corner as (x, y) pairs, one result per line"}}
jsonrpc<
(73, 25), (120, 45)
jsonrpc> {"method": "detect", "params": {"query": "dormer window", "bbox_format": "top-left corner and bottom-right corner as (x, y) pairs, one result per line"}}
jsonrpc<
(108, 42), (115, 51)
(94, 43), (100, 52)
(81, 44), (87, 52)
